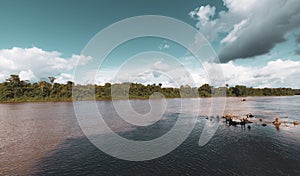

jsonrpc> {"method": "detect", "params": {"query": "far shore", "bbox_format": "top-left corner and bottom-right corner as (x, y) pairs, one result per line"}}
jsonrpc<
(0, 95), (299, 104)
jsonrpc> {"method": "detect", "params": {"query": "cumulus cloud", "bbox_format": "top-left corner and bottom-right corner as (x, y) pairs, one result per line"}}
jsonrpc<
(0, 47), (92, 83)
(92, 57), (209, 88)
(93, 57), (300, 88)
(191, 0), (300, 62)
(189, 5), (216, 25)
(19, 70), (36, 81)
(223, 0), (258, 14)
(216, 59), (300, 88)
(2, 47), (297, 88)
(55, 73), (74, 84)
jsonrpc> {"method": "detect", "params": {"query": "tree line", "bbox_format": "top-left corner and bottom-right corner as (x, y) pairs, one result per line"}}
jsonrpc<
(0, 75), (299, 102)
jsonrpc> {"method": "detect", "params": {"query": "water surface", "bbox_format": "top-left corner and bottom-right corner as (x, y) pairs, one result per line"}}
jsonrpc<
(1, 96), (300, 175)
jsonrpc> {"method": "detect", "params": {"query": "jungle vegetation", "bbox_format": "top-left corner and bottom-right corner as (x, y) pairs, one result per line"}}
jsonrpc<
(0, 75), (299, 102)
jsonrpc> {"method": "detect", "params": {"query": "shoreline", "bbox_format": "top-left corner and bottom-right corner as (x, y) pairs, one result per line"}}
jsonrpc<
(0, 95), (298, 104)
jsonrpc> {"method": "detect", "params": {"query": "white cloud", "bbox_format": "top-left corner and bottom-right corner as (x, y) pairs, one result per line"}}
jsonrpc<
(223, 0), (258, 14)
(158, 44), (170, 50)
(6, 46), (294, 88)
(55, 73), (74, 84)
(158, 41), (170, 50)
(216, 59), (300, 88)
(191, 0), (300, 62)
(190, 5), (216, 25)
(91, 57), (208, 88)
(72, 54), (300, 88)
(152, 60), (170, 71)
(19, 70), (35, 81)
(0, 47), (92, 83)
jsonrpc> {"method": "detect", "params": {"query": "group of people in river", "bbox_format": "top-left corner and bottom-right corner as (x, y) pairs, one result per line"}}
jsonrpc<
(222, 113), (299, 130)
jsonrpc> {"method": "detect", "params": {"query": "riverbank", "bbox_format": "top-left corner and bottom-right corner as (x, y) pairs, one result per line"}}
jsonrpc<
(1, 95), (300, 104)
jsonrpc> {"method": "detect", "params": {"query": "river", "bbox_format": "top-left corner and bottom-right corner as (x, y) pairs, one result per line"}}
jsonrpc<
(1, 96), (300, 175)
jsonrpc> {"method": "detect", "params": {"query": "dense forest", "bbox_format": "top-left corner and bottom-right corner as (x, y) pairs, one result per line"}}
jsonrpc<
(0, 75), (299, 102)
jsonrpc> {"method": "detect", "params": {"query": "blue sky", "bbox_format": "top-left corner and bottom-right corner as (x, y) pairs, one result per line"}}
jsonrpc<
(0, 0), (224, 57)
(1, 0), (300, 88)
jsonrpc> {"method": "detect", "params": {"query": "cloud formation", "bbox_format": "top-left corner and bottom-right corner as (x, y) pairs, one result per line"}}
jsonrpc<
(215, 59), (300, 88)
(158, 41), (170, 50)
(189, 5), (216, 25)
(95, 59), (205, 88)
(191, 0), (300, 62)
(93, 56), (300, 88)
(1, 47), (299, 88)
(0, 47), (92, 83)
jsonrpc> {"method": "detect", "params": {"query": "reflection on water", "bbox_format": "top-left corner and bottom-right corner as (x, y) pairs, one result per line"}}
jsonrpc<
(1, 96), (300, 175)
(0, 102), (82, 175)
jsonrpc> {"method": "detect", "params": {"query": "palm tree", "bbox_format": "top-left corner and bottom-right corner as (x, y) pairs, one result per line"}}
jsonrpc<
(48, 77), (56, 88)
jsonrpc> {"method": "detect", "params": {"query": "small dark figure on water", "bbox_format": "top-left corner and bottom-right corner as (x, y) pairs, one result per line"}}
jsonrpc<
(225, 118), (231, 123)
(246, 113), (254, 118)
(240, 120), (246, 128)
(228, 119), (236, 126)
